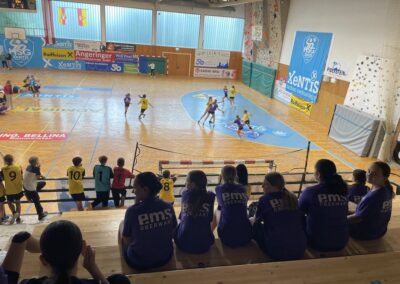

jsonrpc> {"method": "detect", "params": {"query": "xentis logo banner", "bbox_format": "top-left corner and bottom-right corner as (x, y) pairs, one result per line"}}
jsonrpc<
(286, 31), (333, 103)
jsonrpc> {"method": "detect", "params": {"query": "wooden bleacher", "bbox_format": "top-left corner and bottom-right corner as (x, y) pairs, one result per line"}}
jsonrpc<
(19, 198), (400, 282)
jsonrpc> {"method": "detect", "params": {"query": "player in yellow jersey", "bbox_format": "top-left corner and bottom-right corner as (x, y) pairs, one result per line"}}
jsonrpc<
(1, 154), (23, 224)
(243, 110), (255, 133)
(0, 174), (6, 224)
(138, 94), (153, 120)
(67, 156), (86, 211)
(229, 85), (236, 107)
(198, 96), (213, 124)
(158, 170), (177, 205)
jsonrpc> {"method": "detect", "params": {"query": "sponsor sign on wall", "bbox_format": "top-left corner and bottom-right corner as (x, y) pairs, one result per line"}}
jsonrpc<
(273, 80), (291, 105)
(42, 48), (75, 60)
(44, 59), (85, 71)
(124, 64), (139, 74)
(43, 38), (74, 50)
(286, 31), (333, 103)
(0, 132), (68, 141)
(325, 59), (349, 81)
(85, 62), (123, 73)
(193, 67), (237, 79)
(75, 50), (114, 63)
(74, 40), (101, 52)
(289, 95), (313, 116)
(195, 49), (230, 68)
(115, 54), (139, 64)
(106, 42), (136, 53)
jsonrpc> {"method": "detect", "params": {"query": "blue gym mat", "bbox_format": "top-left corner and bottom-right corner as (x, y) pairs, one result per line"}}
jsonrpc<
(181, 89), (319, 150)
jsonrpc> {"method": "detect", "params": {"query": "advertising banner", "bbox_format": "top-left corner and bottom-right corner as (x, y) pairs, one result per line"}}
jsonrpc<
(193, 67), (237, 79)
(2, 36), (44, 68)
(286, 31), (333, 103)
(42, 48), (75, 60)
(43, 59), (85, 71)
(325, 59), (349, 81)
(75, 50), (114, 63)
(85, 62), (123, 73)
(0, 132), (67, 141)
(194, 49), (230, 68)
(289, 95), (313, 116)
(106, 42), (136, 53)
(115, 54), (139, 64)
(273, 80), (291, 105)
(74, 40), (101, 52)
(124, 64), (139, 74)
(43, 38), (74, 50)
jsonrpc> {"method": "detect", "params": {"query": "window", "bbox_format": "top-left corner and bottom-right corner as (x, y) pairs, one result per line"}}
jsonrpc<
(156, 11), (200, 48)
(0, 0), (44, 36)
(51, 1), (101, 41)
(203, 16), (244, 51)
(106, 6), (152, 45)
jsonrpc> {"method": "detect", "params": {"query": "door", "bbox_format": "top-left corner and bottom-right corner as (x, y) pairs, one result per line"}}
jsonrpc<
(163, 52), (191, 76)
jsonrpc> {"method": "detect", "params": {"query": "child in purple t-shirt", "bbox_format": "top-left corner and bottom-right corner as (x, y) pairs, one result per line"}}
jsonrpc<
(253, 172), (306, 260)
(348, 162), (393, 240)
(348, 169), (369, 204)
(234, 115), (244, 138)
(298, 159), (349, 252)
(215, 165), (251, 248)
(175, 170), (215, 254)
(120, 172), (177, 270)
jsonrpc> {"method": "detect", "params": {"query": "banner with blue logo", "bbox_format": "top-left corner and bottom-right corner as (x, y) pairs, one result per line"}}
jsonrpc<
(1, 35), (44, 68)
(286, 31), (333, 103)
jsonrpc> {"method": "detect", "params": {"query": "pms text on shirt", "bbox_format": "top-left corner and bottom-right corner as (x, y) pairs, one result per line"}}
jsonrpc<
(182, 203), (211, 217)
(222, 192), (248, 205)
(138, 208), (174, 231)
(317, 194), (347, 207)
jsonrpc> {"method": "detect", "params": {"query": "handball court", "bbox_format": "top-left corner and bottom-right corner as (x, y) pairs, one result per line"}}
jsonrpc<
(0, 68), (399, 215)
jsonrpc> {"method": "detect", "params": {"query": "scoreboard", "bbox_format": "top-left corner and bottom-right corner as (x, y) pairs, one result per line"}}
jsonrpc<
(0, 0), (36, 10)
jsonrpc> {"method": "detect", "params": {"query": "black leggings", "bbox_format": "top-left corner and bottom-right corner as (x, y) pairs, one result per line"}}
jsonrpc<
(2, 61), (7, 68)
(92, 191), (110, 208)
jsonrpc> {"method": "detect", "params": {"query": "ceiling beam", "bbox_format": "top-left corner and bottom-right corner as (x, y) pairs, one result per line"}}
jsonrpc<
(209, 0), (262, 7)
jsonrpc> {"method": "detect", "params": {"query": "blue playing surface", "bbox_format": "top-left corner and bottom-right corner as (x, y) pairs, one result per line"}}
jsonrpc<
(43, 85), (112, 92)
(181, 89), (319, 150)
(18, 92), (80, 99)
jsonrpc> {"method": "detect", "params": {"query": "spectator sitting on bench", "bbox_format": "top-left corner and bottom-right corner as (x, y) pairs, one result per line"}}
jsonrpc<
(1, 220), (129, 284)
(252, 172), (307, 260)
(119, 172), (177, 270)
(299, 159), (349, 252)
(215, 165), (252, 248)
(175, 170), (215, 254)
(348, 162), (394, 240)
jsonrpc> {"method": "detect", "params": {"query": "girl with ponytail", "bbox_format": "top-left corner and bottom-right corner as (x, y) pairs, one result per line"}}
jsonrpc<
(253, 172), (306, 260)
(299, 159), (349, 252)
(1, 220), (129, 284)
(215, 165), (252, 247)
(174, 170), (215, 254)
(348, 161), (394, 240)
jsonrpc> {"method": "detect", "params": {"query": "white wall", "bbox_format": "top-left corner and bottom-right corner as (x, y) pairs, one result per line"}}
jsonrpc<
(279, 0), (400, 79)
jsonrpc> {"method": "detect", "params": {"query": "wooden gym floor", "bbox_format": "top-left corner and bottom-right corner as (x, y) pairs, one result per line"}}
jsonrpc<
(0, 68), (399, 214)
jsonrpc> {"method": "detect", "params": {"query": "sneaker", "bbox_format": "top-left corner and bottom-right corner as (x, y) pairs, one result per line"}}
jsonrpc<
(9, 213), (19, 225)
(39, 211), (48, 221)
(16, 217), (22, 224)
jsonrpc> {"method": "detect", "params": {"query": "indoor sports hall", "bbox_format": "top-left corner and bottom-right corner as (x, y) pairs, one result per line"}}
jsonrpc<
(0, 0), (400, 283)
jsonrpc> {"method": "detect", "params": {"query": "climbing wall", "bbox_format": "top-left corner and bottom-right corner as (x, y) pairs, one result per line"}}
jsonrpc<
(243, 0), (284, 69)
(344, 55), (400, 125)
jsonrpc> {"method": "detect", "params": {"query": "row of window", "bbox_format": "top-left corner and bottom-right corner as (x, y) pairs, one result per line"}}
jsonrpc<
(0, 1), (244, 51)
